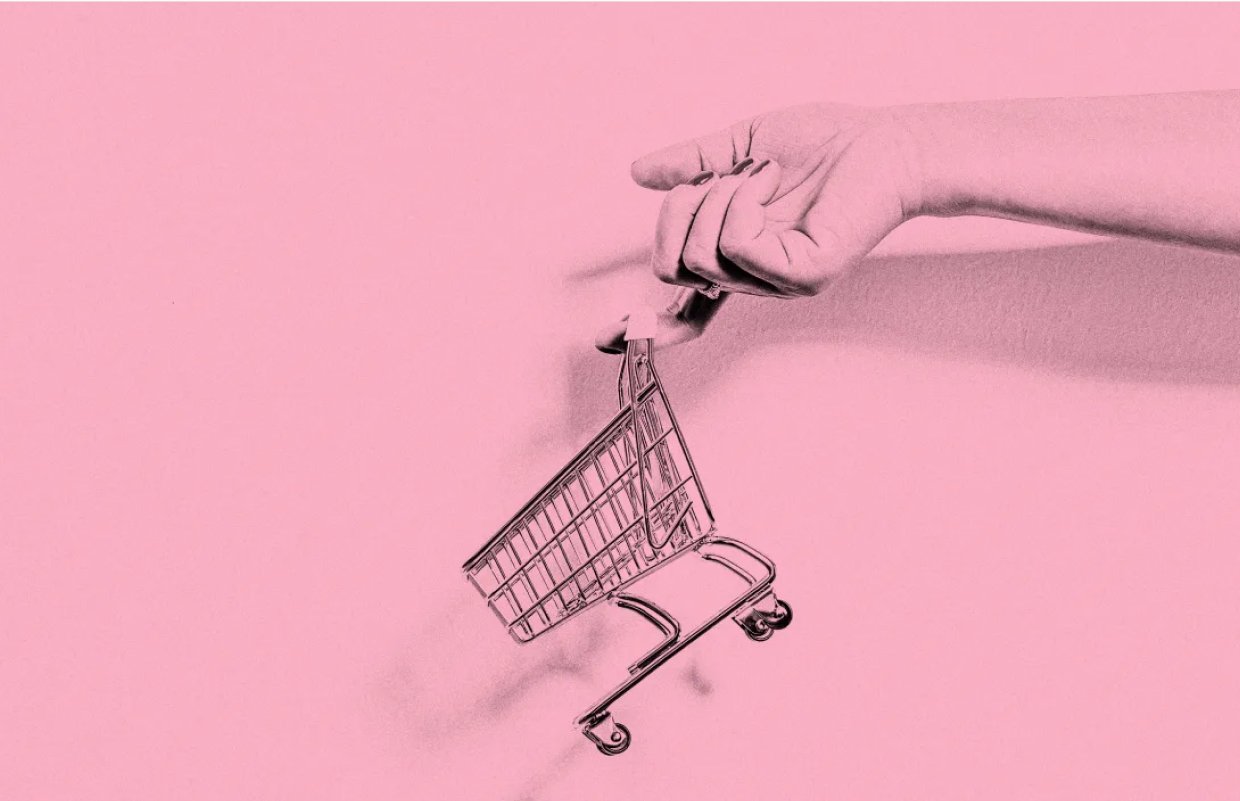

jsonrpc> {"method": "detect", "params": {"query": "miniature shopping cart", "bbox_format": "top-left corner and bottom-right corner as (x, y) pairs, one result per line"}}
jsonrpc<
(462, 314), (792, 755)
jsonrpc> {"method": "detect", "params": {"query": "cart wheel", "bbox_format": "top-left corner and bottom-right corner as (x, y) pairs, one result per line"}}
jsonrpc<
(745, 622), (773, 641)
(596, 723), (631, 756)
(737, 611), (773, 642)
(765, 599), (793, 630)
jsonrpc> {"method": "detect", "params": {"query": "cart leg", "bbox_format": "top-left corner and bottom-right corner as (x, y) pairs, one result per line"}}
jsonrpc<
(581, 711), (631, 756)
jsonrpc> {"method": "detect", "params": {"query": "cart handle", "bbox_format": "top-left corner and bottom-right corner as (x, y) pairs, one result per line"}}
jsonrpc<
(621, 332), (655, 553)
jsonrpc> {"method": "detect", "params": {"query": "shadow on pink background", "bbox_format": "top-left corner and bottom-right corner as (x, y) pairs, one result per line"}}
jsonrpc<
(3, 5), (1240, 800)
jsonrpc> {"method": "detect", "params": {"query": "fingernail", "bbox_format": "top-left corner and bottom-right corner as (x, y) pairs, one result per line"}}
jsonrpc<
(749, 159), (771, 176)
(689, 170), (715, 186)
(728, 158), (755, 176)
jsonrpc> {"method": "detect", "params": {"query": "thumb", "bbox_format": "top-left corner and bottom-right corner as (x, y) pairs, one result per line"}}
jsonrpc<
(630, 120), (754, 190)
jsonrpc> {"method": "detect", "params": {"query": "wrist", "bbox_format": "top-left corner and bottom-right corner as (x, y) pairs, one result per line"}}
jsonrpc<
(889, 102), (979, 218)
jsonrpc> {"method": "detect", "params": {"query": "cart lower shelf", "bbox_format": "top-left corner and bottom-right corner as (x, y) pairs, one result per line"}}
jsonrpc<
(577, 535), (792, 756)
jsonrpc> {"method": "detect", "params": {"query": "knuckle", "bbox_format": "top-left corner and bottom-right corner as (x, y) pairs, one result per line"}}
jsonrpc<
(651, 259), (679, 284)
(681, 243), (716, 273)
(717, 231), (747, 262)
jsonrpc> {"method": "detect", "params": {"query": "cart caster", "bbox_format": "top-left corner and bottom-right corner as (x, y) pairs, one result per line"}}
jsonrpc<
(736, 609), (774, 641)
(765, 599), (793, 630)
(583, 713), (632, 756)
(596, 722), (631, 755)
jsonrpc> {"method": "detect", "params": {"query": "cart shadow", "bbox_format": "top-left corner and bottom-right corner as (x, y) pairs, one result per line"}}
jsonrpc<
(375, 596), (713, 746)
(562, 238), (1240, 440)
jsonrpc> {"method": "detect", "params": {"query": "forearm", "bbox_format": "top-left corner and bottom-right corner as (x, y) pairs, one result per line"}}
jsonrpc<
(902, 91), (1240, 252)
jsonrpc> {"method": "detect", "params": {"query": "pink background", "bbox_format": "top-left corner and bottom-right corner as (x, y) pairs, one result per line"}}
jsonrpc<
(4, 4), (1240, 799)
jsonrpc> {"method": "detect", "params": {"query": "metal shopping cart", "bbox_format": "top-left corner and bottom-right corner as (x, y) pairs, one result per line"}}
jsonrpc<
(462, 314), (792, 755)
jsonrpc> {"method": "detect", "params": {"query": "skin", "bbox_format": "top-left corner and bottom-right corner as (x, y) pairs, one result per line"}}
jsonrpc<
(596, 91), (1240, 353)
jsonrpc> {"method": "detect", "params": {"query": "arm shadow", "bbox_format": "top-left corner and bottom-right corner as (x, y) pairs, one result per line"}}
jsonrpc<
(562, 238), (1240, 439)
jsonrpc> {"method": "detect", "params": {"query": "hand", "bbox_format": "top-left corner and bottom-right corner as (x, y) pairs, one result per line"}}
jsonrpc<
(597, 103), (925, 352)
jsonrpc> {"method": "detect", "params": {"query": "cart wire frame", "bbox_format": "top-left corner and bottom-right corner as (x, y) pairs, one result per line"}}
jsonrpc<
(462, 334), (792, 755)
